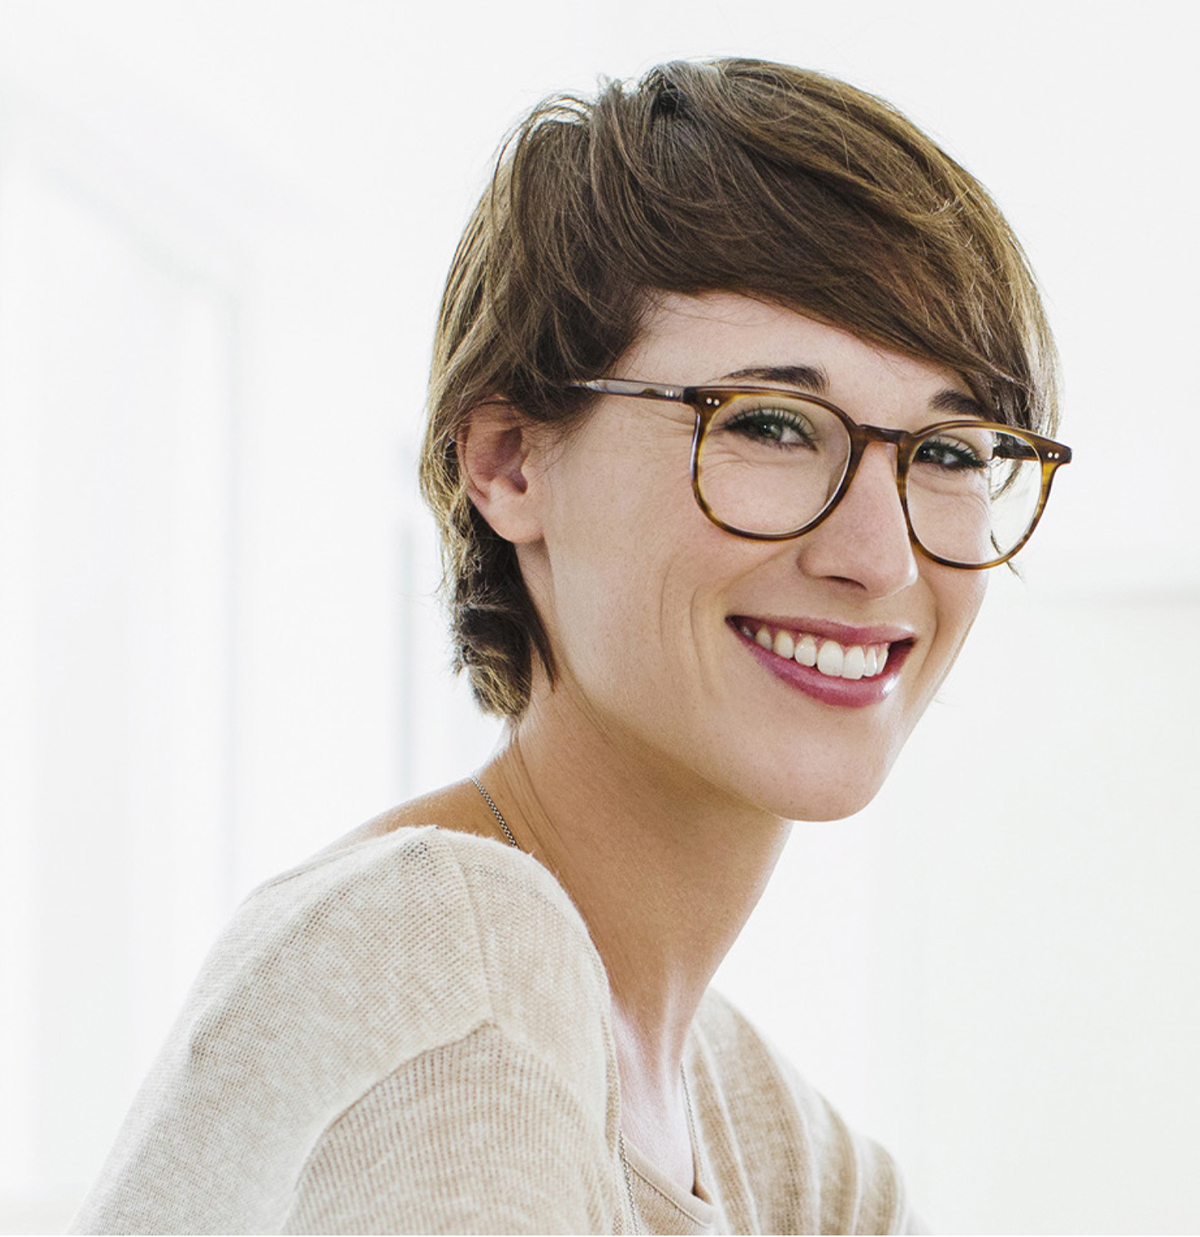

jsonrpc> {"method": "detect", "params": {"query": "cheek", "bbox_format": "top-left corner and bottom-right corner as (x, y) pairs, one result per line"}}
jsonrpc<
(929, 569), (988, 686)
(540, 445), (704, 618)
(529, 492), (670, 666)
(536, 508), (736, 709)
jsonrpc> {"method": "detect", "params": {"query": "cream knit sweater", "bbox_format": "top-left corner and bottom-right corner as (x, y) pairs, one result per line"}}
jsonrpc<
(72, 825), (920, 1235)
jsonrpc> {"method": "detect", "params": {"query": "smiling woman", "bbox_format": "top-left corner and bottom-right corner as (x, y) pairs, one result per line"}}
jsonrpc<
(72, 58), (1070, 1235)
(464, 298), (1018, 826)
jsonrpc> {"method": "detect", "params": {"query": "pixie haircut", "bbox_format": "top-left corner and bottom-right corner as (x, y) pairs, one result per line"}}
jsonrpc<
(420, 57), (1059, 719)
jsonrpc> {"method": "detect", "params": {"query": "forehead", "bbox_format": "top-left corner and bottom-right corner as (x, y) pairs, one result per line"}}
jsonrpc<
(621, 292), (976, 415)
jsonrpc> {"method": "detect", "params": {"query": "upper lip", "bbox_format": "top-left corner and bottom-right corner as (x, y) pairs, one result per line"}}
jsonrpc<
(730, 614), (917, 646)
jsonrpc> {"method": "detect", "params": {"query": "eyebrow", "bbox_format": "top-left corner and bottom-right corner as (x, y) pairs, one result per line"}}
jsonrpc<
(929, 388), (986, 418)
(718, 363), (986, 419)
(718, 364), (830, 393)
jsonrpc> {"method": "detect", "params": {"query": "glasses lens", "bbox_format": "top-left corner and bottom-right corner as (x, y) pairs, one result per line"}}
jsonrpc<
(696, 394), (851, 535)
(905, 425), (1045, 565)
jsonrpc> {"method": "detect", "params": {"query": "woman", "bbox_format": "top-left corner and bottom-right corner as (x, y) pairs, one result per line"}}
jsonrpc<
(74, 59), (1070, 1234)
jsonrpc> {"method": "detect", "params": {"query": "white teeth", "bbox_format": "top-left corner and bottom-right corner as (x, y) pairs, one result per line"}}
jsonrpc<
(816, 640), (844, 677)
(842, 645), (866, 680)
(742, 622), (895, 681)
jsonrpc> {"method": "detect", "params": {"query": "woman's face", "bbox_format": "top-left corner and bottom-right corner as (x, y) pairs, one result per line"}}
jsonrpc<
(518, 293), (988, 821)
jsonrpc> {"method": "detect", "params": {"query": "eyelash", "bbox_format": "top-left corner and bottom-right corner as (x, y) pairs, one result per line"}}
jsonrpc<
(725, 408), (813, 444)
(914, 437), (987, 470)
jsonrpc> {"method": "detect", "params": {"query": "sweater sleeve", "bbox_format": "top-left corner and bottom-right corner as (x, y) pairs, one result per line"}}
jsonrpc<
(772, 1044), (922, 1235)
(70, 827), (623, 1236)
(282, 1021), (615, 1235)
(690, 988), (923, 1235)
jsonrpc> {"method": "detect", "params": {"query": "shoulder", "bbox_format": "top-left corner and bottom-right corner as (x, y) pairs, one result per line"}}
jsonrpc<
(204, 824), (611, 1084)
(691, 988), (920, 1234)
(73, 827), (618, 1233)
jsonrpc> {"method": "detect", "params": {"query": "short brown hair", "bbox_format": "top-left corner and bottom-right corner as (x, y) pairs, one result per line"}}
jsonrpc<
(419, 57), (1059, 718)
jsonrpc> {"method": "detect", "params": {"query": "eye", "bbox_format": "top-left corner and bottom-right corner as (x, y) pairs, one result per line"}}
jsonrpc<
(721, 405), (818, 449)
(914, 433), (989, 470)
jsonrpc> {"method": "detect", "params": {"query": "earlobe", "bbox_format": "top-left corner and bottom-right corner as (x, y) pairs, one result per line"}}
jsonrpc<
(456, 402), (546, 545)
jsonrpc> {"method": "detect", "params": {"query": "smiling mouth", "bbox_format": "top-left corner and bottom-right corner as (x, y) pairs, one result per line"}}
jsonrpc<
(731, 618), (914, 682)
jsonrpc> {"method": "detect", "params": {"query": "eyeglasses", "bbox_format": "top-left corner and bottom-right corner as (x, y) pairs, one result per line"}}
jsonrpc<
(567, 379), (1072, 570)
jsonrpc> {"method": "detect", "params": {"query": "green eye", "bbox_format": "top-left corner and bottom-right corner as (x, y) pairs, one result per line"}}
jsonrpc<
(915, 435), (988, 470)
(723, 407), (816, 448)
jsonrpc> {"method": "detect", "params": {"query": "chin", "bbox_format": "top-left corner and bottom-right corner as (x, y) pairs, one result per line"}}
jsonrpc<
(773, 778), (887, 822)
(733, 743), (900, 823)
(723, 775), (887, 824)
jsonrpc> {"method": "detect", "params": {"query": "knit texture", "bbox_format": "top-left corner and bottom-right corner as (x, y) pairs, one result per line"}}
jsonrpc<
(71, 825), (921, 1234)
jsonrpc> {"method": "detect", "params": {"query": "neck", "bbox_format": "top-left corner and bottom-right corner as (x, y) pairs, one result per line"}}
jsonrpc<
(480, 683), (792, 1106)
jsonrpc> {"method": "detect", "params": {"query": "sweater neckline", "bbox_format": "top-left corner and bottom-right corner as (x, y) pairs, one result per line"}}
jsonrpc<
(429, 824), (725, 1227)
(300, 827), (726, 1230)
(621, 1132), (718, 1233)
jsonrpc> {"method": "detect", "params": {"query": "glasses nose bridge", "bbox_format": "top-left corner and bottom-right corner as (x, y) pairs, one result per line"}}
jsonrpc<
(845, 422), (910, 488)
(855, 422), (908, 453)
(832, 420), (917, 538)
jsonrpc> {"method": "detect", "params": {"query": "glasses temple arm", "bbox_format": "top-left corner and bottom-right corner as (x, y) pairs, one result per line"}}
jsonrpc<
(993, 437), (1071, 464)
(568, 379), (689, 403)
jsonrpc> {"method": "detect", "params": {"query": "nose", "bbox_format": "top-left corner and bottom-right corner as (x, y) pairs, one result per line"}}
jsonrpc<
(792, 442), (919, 596)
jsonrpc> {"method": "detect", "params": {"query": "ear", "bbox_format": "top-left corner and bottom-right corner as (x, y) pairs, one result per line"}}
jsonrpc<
(456, 401), (547, 545)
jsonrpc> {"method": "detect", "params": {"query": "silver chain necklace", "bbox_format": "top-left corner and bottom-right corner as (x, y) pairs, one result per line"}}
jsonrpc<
(470, 776), (699, 1233)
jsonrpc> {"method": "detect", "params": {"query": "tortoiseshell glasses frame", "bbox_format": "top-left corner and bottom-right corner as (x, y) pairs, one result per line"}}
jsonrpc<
(566, 378), (1072, 570)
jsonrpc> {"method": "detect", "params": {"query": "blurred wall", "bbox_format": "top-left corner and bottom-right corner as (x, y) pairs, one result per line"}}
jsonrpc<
(0, 1), (1195, 1232)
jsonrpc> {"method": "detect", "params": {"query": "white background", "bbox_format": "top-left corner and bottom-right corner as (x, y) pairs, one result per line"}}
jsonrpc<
(0, 1), (1196, 1232)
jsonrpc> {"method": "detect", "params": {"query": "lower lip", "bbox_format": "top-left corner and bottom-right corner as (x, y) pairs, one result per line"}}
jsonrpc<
(730, 620), (909, 708)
